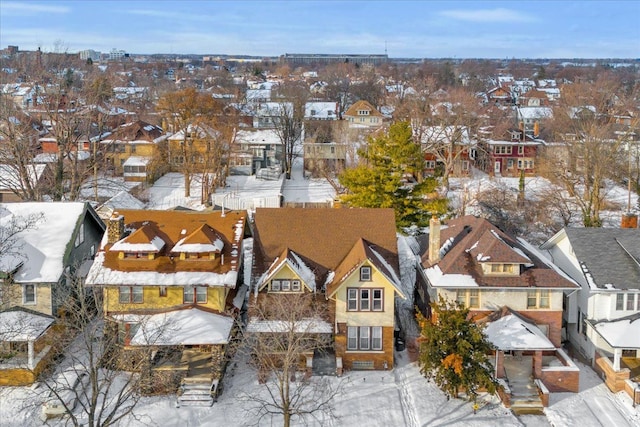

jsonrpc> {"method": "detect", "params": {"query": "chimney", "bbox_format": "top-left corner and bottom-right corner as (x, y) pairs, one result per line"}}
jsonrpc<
(429, 216), (441, 263)
(533, 121), (540, 138)
(107, 212), (125, 244)
(621, 213), (638, 229)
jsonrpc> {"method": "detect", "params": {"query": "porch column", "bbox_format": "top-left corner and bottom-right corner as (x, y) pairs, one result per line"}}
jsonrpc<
(27, 340), (35, 370)
(613, 348), (622, 371)
(533, 351), (542, 378)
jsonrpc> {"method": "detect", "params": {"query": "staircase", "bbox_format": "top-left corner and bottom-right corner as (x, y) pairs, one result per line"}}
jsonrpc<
(504, 356), (544, 416)
(176, 378), (218, 407)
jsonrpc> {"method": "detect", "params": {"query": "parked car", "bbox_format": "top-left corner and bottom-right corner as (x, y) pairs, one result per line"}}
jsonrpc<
(40, 367), (89, 420)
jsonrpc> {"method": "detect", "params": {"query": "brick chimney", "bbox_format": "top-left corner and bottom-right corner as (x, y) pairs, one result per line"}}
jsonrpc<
(428, 216), (441, 263)
(621, 213), (638, 229)
(107, 212), (125, 244)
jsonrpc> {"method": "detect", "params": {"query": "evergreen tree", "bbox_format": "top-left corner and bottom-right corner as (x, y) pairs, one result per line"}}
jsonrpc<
(338, 121), (448, 228)
(417, 296), (497, 402)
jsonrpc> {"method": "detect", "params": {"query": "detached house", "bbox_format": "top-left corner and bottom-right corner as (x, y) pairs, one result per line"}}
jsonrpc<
(419, 216), (580, 410)
(251, 208), (403, 372)
(0, 202), (105, 316)
(343, 100), (384, 128)
(541, 227), (640, 405)
(0, 202), (104, 385)
(100, 120), (167, 182)
(475, 129), (544, 177)
(86, 209), (247, 400)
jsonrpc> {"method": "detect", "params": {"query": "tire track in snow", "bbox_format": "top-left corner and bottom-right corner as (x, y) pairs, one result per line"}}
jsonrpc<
(394, 367), (419, 427)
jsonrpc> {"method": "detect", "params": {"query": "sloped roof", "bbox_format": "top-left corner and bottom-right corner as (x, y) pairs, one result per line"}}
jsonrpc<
(562, 228), (640, 290)
(343, 100), (383, 117)
(254, 208), (397, 269)
(0, 202), (97, 282)
(591, 313), (640, 349)
(87, 210), (246, 287)
(482, 308), (556, 351)
(258, 247), (320, 292)
(253, 208), (398, 290)
(172, 224), (224, 253)
(422, 215), (578, 289)
(0, 307), (55, 342)
(110, 223), (166, 253)
(327, 238), (403, 297)
(113, 307), (234, 346)
(106, 120), (163, 143)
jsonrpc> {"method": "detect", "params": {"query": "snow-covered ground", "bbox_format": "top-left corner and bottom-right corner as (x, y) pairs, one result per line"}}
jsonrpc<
(3, 350), (639, 427)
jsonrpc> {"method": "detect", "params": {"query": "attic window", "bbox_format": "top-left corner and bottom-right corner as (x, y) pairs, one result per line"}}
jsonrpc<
(489, 263), (517, 275)
(360, 266), (372, 281)
(358, 110), (370, 116)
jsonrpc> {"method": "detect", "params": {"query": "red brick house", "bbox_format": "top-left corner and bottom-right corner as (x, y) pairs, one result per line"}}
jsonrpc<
(475, 129), (544, 177)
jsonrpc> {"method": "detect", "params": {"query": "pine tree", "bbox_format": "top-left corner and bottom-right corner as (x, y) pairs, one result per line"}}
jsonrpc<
(417, 296), (497, 402)
(338, 121), (448, 228)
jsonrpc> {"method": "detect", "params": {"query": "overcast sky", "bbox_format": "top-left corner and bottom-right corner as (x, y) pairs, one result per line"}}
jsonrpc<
(1, 1), (638, 58)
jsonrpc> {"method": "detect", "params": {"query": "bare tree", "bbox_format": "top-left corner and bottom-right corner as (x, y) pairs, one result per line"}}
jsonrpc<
(37, 275), (151, 427)
(157, 87), (227, 197)
(0, 210), (44, 309)
(0, 95), (44, 201)
(242, 293), (341, 427)
(542, 74), (637, 227)
(271, 99), (304, 179)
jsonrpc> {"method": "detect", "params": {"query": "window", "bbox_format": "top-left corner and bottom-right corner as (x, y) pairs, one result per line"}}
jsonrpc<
(23, 284), (35, 304)
(527, 290), (550, 309)
(372, 289), (383, 311)
(462, 160), (469, 171)
(617, 293), (640, 311)
(346, 288), (384, 311)
(347, 326), (383, 351)
(627, 293), (636, 311)
(184, 286), (207, 303)
(489, 263), (516, 274)
(360, 289), (370, 310)
(425, 160), (436, 169)
(348, 289), (358, 311)
(330, 146), (335, 154)
(119, 286), (143, 304)
(455, 289), (480, 308)
(74, 223), (85, 247)
(518, 159), (534, 169)
(494, 145), (512, 155)
(518, 145), (524, 155)
(270, 279), (303, 292)
(159, 286), (167, 297)
(360, 266), (372, 281)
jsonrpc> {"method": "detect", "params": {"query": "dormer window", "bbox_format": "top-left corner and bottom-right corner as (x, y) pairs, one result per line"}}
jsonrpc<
(489, 263), (518, 275)
(269, 279), (302, 293)
(358, 110), (370, 116)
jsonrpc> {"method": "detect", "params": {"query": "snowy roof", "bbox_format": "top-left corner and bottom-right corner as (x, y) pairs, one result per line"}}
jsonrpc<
(233, 128), (281, 146)
(172, 225), (225, 253)
(304, 102), (337, 120)
(113, 308), (234, 346)
(246, 317), (332, 334)
(123, 156), (150, 166)
(0, 164), (46, 191)
(87, 251), (238, 286)
(97, 191), (145, 219)
(484, 313), (556, 351)
(0, 309), (54, 341)
(517, 107), (553, 120)
(424, 264), (480, 288)
(0, 202), (86, 282)
(111, 235), (165, 253)
(592, 314), (640, 349)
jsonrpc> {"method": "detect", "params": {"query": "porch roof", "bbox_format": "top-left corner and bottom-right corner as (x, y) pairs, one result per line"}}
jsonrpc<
(484, 314), (555, 351)
(592, 314), (640, 349)
(0, 309), (54, 342)
(112, 308), (234, 346)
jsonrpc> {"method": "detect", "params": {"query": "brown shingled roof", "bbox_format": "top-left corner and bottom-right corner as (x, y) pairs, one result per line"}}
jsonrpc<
(343, 100), (383, 117)
(422, 215), (577, 289)
(253, 208), (398, 287)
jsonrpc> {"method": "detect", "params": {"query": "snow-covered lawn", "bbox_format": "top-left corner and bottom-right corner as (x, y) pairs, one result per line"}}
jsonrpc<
(4, 351), (638, 427)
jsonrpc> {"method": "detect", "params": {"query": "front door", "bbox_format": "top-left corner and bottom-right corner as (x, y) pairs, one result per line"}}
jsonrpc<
(494, 161), (501, 175)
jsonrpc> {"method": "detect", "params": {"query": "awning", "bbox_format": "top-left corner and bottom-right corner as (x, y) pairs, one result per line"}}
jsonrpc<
(484, 314), (555, 351)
